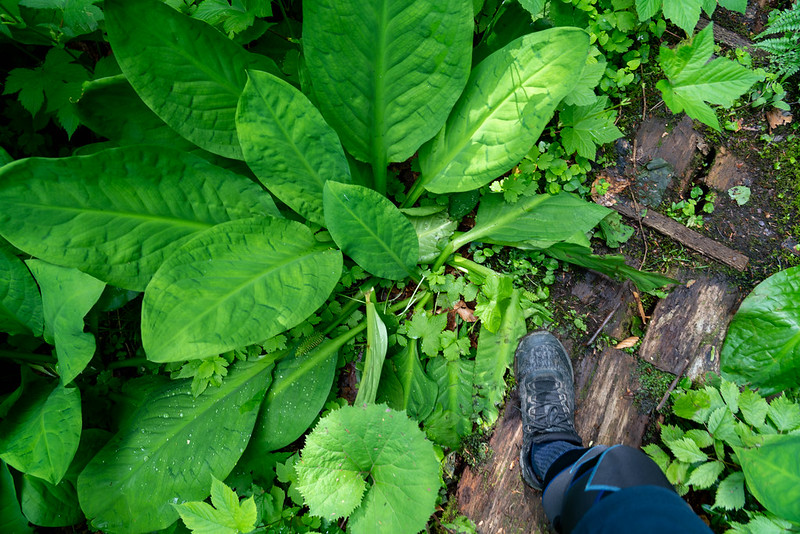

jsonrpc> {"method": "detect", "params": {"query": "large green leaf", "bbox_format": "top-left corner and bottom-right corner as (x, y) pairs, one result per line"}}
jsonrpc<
(450, 193), (610, 252)
(354, 293), (389, 406)
(26, 261), (105, 385)
(77, 359), (273, 534)
(0, 381), (81, 485)
(721, 266), (800, 395)
(0, 146), (278, 291)
(296, 404), (440, 534)
(77, 75), (196, 150)
(142, 217), (343, 362)
(419, 27), (589, 194)
(424, 357), (474, 448)
(736, 435), (800, 523)
(0, 246), (42, 336)
(249, 343), (338, 452)
(18, 429), (110, 528)
(236, 70), (351, 225)
(323, 182), (418, 280)
(105, 0), (279, 158)
(1, 460), (34, 534)
(544, 243), (676, 293)
(474, 288), (526, 425)
(377, 339), (438, 421)
(657, 24), (761, 131)
(303, 0), (472, 172)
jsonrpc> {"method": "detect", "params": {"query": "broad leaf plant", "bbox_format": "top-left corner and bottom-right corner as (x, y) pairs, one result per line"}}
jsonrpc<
(0, 0), (760, 532)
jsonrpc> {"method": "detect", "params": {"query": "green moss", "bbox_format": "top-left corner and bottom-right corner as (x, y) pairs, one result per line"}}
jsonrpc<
(632, 359), (674, 413)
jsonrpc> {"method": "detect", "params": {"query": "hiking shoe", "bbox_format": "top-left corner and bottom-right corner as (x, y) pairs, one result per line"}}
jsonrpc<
(515, 330), (582, 489)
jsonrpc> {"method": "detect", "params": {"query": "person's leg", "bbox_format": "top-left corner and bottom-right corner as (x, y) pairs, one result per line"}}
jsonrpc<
(516, 331), (711, 534)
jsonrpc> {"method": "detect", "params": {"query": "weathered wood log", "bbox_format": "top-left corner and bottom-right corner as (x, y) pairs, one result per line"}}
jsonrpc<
(610, 199), (750, 271)
(639, 274), (741, 378)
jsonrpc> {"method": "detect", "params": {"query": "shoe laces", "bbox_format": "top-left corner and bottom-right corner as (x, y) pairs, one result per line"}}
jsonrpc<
(522, 376), (572, 433)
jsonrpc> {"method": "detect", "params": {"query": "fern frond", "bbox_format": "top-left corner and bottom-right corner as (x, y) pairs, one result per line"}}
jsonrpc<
(757, 4), (800, 38)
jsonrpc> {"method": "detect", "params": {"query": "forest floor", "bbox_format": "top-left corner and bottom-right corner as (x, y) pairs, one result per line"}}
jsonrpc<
(450, 5), (800, 532)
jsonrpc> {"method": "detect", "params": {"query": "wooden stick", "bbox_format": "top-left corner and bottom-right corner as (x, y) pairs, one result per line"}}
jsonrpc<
(655, 358), (690, 412)
(610, 199), (749, 271)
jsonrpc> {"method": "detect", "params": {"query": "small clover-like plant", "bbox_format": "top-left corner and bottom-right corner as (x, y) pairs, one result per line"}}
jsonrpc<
(296, 404), (441, 534)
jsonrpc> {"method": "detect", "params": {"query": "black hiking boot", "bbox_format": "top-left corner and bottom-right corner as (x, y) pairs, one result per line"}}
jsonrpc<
(515, 331), (582, 490)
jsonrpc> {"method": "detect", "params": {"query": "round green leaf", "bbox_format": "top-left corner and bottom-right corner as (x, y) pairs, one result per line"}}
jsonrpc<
(142, 217), (343, 362)
(419, 27), (589, 193)
(296, 404), (440, 534)
(236, 70), (351, 225)
(77, 360), (272, 534)
(721, 266), (800, 394)
(105, 0), (279, 158)
(323, 182), (418, 280)
(736, 434), (800, 523)
(303, 0), (472, 165)
(0, 146), (278, 291)
(0, 381), (81, 486)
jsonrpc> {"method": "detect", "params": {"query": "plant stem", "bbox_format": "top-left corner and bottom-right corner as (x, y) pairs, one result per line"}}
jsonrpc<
(402, 176), (428, 208)
(372, 155), (388, 196)
(449, 254), (499, 282)
(0, 350), (56, 365)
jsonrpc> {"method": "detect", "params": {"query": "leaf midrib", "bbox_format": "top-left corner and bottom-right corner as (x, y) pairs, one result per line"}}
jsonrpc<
(332, 193), (413, 277)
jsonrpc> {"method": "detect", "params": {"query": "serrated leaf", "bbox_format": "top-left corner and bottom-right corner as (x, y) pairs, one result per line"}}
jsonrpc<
(560, 96), (623, 160)
(643, 444), (671, 472)
(721, 266), (800, 395)
(420, 27), (589, 193)
(666, 460), (689, 485)
(105, 0), (280, 158)
(77, 360), (272, 534)
(0, 381), (81, 485)
(236, 70), (351, 225)
(661, 423), (685, 444)
(739, 388), (769, 428)
(667, 437), (708, 463)
(0, 246), (42, 336)
(424, 357), (474, 448)
(714, 471), (745, 510)
(518, 0), (545, 16)
(403, 311), (448, 358)
(635, 0), (661, 20)
(562, 59), (606, 107)
(249, 343), (338, 453)
(142, 217), (342, 362)
(377, 339), (438, 421)
(408, 211), (458, 264)
(296, 404), (440, 533)
(687, 460), (725, 489)
(323, 182), (418, 280)
(662, 0), (702, 34)
(735, 435), (800, 523)
(685, 429), (714, 449)
(354, 293), (388, 406)
(657, 24), (761, 130)
(303, 0), (472, 170)
(718, 0), (747, 13)
(708, 407), (742, 447)
(26, 261), (105, 385)
(672, 389), (712, 422)
(0, 146), (277, 291)
(767, 395), (800, 432)
(720, 379), (740, 414)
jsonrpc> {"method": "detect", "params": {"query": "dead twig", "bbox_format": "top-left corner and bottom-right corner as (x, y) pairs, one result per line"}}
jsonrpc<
(655, 358), (690, 412)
